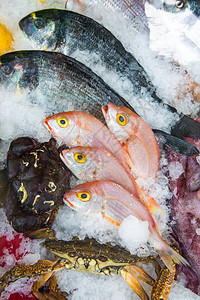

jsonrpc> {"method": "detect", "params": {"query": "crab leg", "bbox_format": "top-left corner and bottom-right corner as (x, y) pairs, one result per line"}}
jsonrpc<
(150, 264), (176, 300)
(47, 274), (66, 300)
(0, 260), (57, 293)
(33, 271), (56, 300)
(119, 267), (150, 300)
(124, 265), (155, 287)
(151, 244), (178, 299)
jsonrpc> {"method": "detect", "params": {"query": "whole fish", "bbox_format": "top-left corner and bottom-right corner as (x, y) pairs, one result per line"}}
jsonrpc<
(60, 146), (139, 197)
(44, 111), (132, 172)
(19, 9), (200, 139)
(0, 50), (134, 121)
(60, 145), (164, 214)
(102, 103), (160, 179)
(63, 180), (188, 271)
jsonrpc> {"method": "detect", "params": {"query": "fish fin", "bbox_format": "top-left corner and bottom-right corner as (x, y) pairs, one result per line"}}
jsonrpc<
(147, 196), (167, 217)
(171, 115), (200, 140)
(153, 129), (199, 156)
(102, 200), (131, 225)
(157, 241), (188, 272)
(102, 213), (121, 226)
(119, 268), (149, 300)
(136, 186), (166, 217)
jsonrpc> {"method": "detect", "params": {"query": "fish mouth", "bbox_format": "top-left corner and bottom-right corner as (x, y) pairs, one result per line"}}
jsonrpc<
(63, 197), (75, 208)
(101, 105), (108, 119)
(60, 151), (70, 167)
(43, 119), (55, 135)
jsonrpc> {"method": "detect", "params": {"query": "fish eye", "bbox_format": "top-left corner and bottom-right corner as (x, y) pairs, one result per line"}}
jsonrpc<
(0, 64), (13, 76)
(34, 18), (46, 29)
(57, 116), (69, 128)
(77, 191), (91, 202)
(116, 113), (128, 126)
(74, 152), (87, 163)
(175, 0), (185, 9)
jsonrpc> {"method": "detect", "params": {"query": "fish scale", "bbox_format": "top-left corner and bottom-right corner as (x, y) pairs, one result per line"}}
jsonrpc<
(0, 50), (135, 121)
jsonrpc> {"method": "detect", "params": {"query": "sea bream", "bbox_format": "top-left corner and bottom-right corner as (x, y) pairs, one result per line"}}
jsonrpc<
(102, 103), (160, 179)
(18, 9), (200, 138)
(63, 180), (188, 271)
(0, 50), (135, 121)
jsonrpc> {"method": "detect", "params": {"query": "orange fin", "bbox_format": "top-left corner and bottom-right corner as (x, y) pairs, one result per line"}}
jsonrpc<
(157, 242), (189, 272)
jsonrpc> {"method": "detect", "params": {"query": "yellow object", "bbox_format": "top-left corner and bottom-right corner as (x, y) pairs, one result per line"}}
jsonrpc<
(0, 23), (13, 54)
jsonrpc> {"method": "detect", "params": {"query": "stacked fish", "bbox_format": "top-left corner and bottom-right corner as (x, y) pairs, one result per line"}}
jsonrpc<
(43, 104), (187, 276)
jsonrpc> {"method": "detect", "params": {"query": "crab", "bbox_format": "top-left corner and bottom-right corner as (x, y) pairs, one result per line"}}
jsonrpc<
(1, 136), (72, 237)
(0, 236), (178, 300)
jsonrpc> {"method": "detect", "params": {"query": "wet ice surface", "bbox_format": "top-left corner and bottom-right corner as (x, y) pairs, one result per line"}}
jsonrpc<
(0, 0), (200, 299)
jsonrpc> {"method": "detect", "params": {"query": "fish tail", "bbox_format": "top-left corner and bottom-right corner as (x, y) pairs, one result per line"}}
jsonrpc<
(156, 240), (188, 272)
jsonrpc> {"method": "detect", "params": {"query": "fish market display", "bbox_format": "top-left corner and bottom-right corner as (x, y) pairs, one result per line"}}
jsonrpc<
(0, 50), (134, 121)
(63, 180), (187, 271)
(19, 9), (200, 137)
(3, 137), (71, 234)
(0, 0), (200, 299)
(102, 103), (160, 179)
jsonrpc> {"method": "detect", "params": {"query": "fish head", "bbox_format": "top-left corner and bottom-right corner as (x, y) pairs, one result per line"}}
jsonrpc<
(63, 181), (103, 215)
(0, 51), (39, 91)
(44, 112), (77, 144)
(102, 103), (135, 142)
(60, 147), (94, 178)
(150, 0), (200, 17)
(19, 9), (61, 50)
